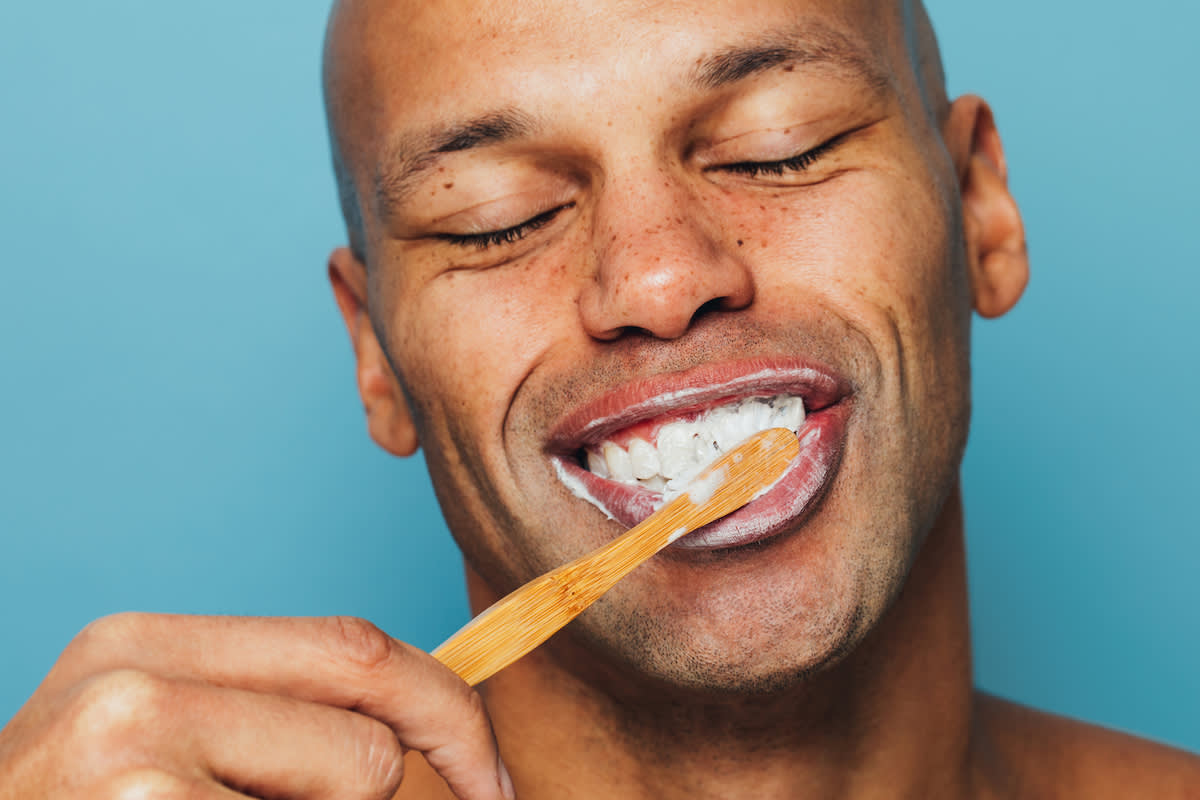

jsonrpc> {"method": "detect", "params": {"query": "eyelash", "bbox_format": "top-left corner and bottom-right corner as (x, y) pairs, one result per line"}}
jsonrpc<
(719, 133), (846, 178)
(439, 205), (570, 250)
(439, 134), (845, 251)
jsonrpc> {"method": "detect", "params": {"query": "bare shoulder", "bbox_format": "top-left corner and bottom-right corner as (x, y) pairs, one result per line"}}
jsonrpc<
(974, 691), (1200, 799)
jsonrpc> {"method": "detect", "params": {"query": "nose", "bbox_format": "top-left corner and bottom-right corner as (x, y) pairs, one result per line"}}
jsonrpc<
(578, 176), (755, 341)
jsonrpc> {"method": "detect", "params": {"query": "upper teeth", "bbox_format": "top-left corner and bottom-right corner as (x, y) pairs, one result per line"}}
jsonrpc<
(584, 395), (805, 495)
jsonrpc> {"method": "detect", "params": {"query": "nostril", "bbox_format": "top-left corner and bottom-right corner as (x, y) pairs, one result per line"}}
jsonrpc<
(597, 297), (742, 342)
(610, 325), (668, 341)
(684, 296), (742, 330)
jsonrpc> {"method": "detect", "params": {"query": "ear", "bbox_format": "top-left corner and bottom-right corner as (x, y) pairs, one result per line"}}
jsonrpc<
(944, 95), (1029, 319)
(328, 247), (420, 457)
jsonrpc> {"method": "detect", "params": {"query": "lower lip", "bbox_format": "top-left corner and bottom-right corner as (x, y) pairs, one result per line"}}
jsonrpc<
(554, 403), (849, 550)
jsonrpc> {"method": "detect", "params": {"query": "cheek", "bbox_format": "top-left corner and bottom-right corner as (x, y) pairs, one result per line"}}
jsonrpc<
(802, 180), (951, 310)
(389, 254), (575, 439)
(724, 170), (970, 506)
(727, 171), (966, 366)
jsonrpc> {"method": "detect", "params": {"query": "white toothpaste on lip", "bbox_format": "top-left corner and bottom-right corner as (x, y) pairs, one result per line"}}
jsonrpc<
(553, 459), (618, 521)
(667, 526), (691, 543)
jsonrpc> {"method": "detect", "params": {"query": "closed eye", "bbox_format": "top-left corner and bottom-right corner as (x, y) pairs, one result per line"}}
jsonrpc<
(718, 132), (848, 178)
(437, 204), (572, 250)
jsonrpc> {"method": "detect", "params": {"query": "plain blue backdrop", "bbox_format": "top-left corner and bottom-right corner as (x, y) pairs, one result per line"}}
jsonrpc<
(1, 1), (1196, 752)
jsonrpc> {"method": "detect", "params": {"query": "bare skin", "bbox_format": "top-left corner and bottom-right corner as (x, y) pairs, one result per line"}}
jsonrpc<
(321, 0), (1200, 797)
(0, 615), (516, 800)
(0, 1), (1195, 800)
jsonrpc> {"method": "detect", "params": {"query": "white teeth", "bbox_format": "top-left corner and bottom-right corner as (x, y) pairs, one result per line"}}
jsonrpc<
(772, 398), (804, 432)
(603, 441), (634, 482)
(627, 438), (661, 480)
(641, 475), (667, 492)
(586, 449), (610, 479)
(584, 395), (805, 494)
(656, 424), (693, 480)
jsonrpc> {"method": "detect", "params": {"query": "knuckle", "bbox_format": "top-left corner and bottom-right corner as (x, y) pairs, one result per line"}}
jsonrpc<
(457, 685), (490, 731)
(101, 768), (183, 800)
(70, 669), (170, 738)
(323, 616), (396, 674)
(68, 613), (146, 659)
(355, 718), (406, 799)
(79, 612), (148, 645)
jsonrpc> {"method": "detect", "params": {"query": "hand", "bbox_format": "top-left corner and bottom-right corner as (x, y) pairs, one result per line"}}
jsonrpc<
(0, 614), (515, 799)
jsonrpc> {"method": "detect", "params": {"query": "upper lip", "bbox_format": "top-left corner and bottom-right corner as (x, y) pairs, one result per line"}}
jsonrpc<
(545, 356), (851, 454)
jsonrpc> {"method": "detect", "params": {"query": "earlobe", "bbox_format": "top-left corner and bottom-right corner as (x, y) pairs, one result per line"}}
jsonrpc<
(946, 96), (1030, 319)
(327, 247), (420, 457)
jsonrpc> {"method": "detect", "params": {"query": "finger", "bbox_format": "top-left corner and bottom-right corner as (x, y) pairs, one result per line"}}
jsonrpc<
(96, 767), (247, 800)
(66, 670), (406, 800)
(55, 615), (511, 800)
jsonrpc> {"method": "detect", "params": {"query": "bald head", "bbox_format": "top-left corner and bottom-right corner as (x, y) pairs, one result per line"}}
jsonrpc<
(321, 0), (949, 265)
(322, 0), (371, 262)
(904, 0), (950, 123)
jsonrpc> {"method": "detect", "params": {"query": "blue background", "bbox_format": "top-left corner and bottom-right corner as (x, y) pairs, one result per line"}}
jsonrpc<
(1, 1), (1196, 752)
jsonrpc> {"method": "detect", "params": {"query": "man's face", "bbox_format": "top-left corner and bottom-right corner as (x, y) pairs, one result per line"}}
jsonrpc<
(327, 0), (1015, 691)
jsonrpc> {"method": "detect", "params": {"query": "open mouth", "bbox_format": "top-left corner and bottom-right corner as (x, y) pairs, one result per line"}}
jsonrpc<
(547, 361), (851, 550)
(581, 394), (807, 499)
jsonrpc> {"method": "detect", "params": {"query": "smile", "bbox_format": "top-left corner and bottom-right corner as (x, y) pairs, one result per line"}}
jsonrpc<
(547, 359), (851, 550)
(583, 394), (807, 498)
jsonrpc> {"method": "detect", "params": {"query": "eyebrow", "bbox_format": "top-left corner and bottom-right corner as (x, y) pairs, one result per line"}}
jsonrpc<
(373, 25), (889, 216)
(373, 108), (538, 218)
(691, 26), (890, 93)
(431, 109), (535, 156)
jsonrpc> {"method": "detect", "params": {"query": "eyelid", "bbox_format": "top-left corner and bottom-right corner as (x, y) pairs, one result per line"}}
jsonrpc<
(693, 125), (821, 169)
(427, 181), (575, 229)
(716, 131), (848, 177)
(437, 203), (573, 250)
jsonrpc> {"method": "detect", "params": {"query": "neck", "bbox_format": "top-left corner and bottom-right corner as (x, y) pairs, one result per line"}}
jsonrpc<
(467, 485), (975, 800)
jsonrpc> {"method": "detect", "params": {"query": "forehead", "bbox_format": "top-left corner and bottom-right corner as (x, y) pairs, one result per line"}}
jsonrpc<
(337, 0), (903, 140)
(361, 0), (889, 67)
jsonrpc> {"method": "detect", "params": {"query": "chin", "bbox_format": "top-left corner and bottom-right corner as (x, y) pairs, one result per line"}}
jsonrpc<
(548, 547), (888, 698)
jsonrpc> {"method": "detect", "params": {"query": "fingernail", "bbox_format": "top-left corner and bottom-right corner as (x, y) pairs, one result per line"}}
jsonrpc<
(498, 758), (517, 800)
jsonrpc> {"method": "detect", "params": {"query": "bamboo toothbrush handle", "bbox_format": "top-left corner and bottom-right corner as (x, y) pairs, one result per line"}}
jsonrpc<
(432, 427), (800, 686)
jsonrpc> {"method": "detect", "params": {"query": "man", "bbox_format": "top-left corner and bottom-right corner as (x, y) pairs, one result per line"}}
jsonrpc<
(0, 0), (1196, 798)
